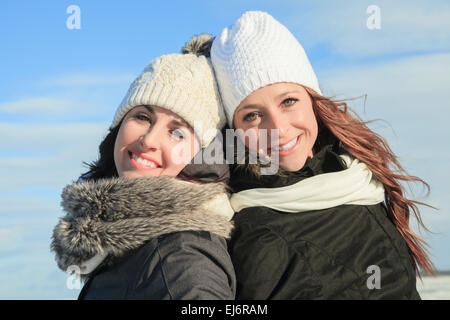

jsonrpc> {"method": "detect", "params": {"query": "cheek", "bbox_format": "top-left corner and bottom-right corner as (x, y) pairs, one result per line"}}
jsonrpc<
(116, 122), (136, 148)
(305, 111), (318, 139)
(162, 139), (199, 177)
(308, 111), (319, 142)
(234, 127), (259, 150)
(162, 154), (189, 177)
(113, 126), (127, 170)
(293, 107), (318, 135)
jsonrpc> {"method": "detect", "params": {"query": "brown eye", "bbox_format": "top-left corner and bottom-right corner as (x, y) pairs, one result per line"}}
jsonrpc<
(244, 112), (260, 122)
(134, 113), (151, 123)
(282, 98), (297, 107)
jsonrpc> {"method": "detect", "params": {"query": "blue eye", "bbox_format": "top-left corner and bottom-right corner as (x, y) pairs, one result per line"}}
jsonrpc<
(171, 129), (185, 141)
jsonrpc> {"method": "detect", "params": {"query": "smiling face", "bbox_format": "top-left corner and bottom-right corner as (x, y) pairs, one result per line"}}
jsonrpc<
(233, 82), (318, 172)
(114, 105), (200, 178)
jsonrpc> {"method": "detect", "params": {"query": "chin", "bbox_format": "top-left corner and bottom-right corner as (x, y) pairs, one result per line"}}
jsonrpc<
(122, 170), (161, 179)
(280, 163), (305, 172)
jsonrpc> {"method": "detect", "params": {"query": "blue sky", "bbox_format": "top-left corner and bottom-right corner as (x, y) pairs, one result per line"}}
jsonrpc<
(1, 0), (449, 299)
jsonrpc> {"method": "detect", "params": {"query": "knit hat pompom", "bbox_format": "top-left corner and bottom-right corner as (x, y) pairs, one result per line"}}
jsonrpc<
(181, 33), (214, 57)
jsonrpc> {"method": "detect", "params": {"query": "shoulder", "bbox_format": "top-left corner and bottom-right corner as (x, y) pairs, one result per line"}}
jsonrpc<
(232, 203), (389, 233)
(229, 204), (418, 299)
(81, 231), (235, 300)
(152, 231), (236, 299)
(79, 238), (160, 299)
(155, 230), (233, 273)
(229, 203), (412, 268)
(158, 229), (228, 248)
(235, 203), (416, 268)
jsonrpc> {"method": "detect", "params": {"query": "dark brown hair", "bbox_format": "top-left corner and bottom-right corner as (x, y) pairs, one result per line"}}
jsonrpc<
(80, 125), (120, 181)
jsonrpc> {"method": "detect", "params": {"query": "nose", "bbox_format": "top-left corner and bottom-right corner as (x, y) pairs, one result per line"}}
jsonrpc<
(263, 108), (287, 140)
(139, 126), (163, 152)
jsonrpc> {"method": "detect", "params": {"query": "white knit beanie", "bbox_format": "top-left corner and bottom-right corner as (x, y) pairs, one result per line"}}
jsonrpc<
(112, 34), (226, 148)
(211, 11), (322, 126)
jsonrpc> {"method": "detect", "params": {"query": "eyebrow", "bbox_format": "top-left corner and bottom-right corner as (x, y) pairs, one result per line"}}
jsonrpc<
(237, 91), (300, 114)
(142, 105), (190, 128)
(171, 118), (190, 128)
(276, 91), (299, 100)
(236, 103), (263, 114)
(143, 105), (155, 114)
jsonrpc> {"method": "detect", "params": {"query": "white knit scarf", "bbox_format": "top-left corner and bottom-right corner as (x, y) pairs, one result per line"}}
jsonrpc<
(230, 154), (385, 213)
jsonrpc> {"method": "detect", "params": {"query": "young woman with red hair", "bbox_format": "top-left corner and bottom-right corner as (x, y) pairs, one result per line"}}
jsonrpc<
(210, 11), (433, 299)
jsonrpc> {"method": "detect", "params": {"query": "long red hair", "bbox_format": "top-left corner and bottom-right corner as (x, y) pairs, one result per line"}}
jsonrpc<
(305, 87), (435, 277)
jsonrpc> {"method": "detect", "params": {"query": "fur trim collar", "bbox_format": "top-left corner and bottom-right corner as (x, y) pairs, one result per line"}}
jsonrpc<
(51, 176), (234, 275)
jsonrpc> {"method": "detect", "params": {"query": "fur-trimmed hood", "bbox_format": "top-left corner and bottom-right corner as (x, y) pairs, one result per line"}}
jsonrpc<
(51, 176), (234, 276)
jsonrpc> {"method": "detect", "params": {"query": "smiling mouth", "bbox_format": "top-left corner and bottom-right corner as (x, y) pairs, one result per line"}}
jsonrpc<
(128, 151), (161, 170)
(271, 135), (301, 156)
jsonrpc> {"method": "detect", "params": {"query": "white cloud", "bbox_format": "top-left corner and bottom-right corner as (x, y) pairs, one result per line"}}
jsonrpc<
(0, 227), (22, 250)
(0, 93), (121, 120)
(417, 275), (450, 299)
(0, 122), (108, 151)
(316, 52), (450, 206)
(319, 53), (450, 115)
(0, 71), (134, 119)
(0, 122), (109, 191)
(40, 72), (134, 87)
(318, 51), (450, 165)
(0, 242), (80, 299)
(0, 97), (77, 115)
(285, 0), (450, 58)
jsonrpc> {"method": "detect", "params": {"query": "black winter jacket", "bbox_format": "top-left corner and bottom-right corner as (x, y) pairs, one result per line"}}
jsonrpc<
(51, 176), (236, 300)
(79, 231), (234, 299)
(228, 145), (420, 300)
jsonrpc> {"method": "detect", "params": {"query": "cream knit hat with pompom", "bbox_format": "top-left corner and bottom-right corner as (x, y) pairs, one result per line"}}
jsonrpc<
(211, 11), (322, 126)
(112, 34), (226, 148)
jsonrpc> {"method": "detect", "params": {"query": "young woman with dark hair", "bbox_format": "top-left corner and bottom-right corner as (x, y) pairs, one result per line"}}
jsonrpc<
(51, 35), (236, 300)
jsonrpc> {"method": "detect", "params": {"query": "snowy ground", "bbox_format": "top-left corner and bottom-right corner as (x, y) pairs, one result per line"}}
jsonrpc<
(417, 275), (450, 300)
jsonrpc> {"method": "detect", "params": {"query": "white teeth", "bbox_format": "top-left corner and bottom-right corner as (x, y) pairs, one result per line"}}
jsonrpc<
(277, 136), (298, 151)
(131, 153), (158, 168)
